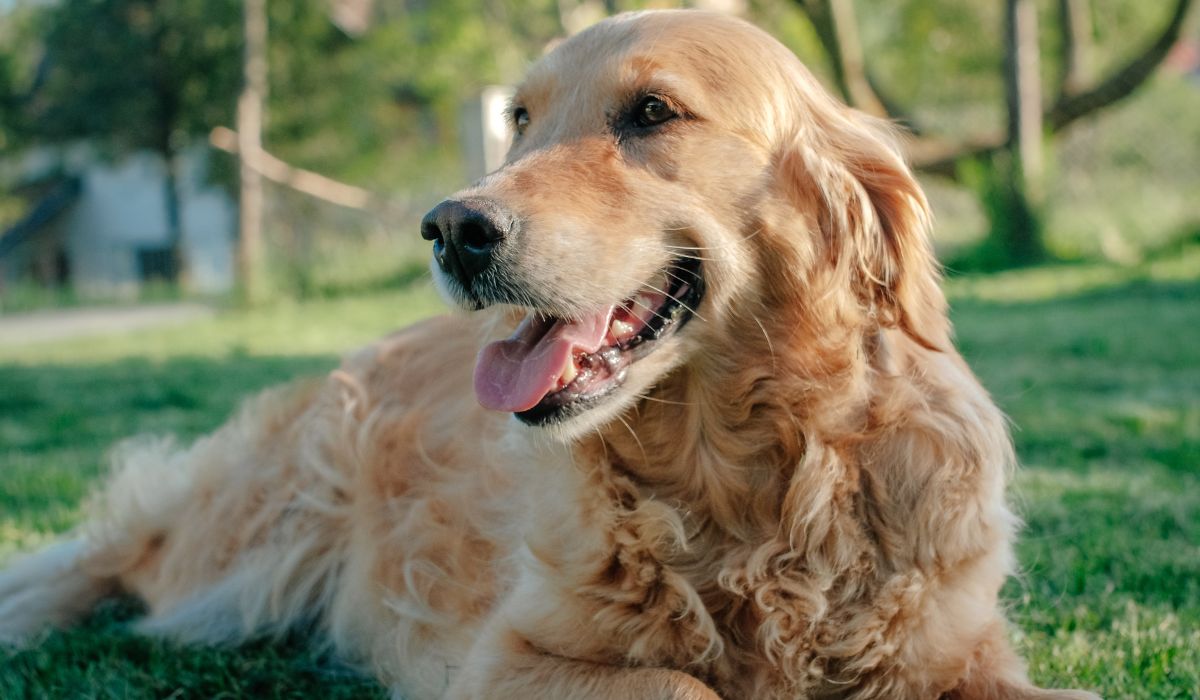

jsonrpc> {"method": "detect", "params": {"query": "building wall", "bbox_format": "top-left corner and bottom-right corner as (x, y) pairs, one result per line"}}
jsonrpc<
(64, 147), (235, 297)
(460, 86), (515, 182)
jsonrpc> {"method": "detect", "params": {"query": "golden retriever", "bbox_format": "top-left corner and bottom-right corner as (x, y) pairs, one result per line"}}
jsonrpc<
(0, 10), (1099, 700)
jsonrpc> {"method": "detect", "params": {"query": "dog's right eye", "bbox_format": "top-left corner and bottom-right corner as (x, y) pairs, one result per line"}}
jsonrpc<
(513, 107), (530, 136)
(631, 96), (677, 129)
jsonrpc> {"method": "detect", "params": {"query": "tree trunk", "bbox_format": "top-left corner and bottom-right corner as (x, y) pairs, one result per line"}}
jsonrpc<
(997, 0), (1046, 264)
(799, 0), (887, 117)
(162, 144), (185, 284)
(152, 17), (186, 287)
(1058, 0), (1093, 96)
(791, 0), (1194, 266)
(237, 0), (268, 304)
(825, 0), (886, 117)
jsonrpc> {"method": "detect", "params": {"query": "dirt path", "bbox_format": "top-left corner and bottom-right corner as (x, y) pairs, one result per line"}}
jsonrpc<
(0, 303), (215, 346)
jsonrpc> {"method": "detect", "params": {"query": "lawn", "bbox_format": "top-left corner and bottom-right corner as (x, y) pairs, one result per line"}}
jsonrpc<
(1, 248), (1198, 699)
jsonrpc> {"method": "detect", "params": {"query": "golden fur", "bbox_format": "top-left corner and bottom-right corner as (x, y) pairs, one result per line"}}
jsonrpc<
(0, 11), (1099, 700)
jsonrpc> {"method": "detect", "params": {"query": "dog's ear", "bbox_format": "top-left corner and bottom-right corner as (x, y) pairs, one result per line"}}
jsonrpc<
(777, 107), (947, 351)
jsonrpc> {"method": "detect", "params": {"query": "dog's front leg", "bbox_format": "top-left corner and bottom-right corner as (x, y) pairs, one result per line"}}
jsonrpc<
(444, 623), (720, 700)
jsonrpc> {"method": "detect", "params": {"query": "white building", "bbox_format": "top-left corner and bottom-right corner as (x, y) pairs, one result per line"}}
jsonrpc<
(0, 145), (236, 298)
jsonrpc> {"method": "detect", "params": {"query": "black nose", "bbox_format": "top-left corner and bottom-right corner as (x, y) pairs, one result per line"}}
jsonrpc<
(420, 198), (514, 289)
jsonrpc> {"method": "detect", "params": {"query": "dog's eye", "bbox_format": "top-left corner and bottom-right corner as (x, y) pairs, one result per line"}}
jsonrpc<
(632, 96), (676, 128)
(513, 107), (530, 136)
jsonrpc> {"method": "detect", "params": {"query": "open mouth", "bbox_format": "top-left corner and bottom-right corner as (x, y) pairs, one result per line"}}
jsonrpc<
(473, 258), (703, 426)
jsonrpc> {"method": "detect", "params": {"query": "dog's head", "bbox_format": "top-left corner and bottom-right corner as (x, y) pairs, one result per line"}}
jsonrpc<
(421, 10), (943, 438)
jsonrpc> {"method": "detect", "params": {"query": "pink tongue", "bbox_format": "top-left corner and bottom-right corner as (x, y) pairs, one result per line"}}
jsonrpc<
(474, 307), (615, 412)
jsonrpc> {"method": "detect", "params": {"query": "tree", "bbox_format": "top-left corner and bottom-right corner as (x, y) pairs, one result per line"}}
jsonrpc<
(237, 0), (268, 303)
(792, 0), (1195, 266)
(14, 0), (398, 294)
(29, 0), (243, 283)
(0, 4), (49, 156)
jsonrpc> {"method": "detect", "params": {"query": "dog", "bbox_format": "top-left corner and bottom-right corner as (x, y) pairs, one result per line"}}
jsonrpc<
(0, 10), (1099, 700)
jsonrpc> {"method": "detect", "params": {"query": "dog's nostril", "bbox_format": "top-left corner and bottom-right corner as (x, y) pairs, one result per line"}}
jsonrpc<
(459, 220), (495, 253)
(421, 198), (516, 289)
(420, 220), (444, 243)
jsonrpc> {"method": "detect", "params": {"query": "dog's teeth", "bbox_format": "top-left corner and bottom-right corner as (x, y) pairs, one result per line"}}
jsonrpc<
(610, 318), (636, 341)
(559, 354), (578, 387)
(633, 294), (659, 322)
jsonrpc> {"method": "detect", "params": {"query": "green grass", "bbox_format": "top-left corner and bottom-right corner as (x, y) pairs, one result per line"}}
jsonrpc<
(949, 250), (1200, 698)
(2, 250), (1199, 698)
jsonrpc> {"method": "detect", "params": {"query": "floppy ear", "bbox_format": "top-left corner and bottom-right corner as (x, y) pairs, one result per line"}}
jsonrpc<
(778, 107), (948, 351)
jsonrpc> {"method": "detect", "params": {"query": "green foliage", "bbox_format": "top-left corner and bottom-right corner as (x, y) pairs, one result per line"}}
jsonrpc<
(0, 0), (1195, 299)
(0, 4), (43, 153)
(858, 0), (1005, 134)
(0, 53), (20, 153)
(749, 0), (837, 79)
(792, 0), (1198, 266)
(29, 0), (242, 156)
(1046, 74), (1200, 262)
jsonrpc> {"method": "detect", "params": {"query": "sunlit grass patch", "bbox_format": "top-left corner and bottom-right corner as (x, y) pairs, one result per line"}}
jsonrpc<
(1014, 601), (1200, 700)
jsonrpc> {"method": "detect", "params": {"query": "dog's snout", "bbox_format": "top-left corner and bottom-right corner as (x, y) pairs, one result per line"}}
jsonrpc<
(421, 199), (514, 288)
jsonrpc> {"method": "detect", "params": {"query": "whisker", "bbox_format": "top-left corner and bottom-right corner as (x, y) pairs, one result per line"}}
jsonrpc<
(660, 251), (718, 262)
(637, 281), (707, 323)
(615, 413), (648, 465)
(752, 314), (777, 375)
(627, 295), (674, 324)
(662, 227), (763, 252)
(635, 392), (695, 407)
(662, 268), (703, 295)
(590, 429), (610, 463)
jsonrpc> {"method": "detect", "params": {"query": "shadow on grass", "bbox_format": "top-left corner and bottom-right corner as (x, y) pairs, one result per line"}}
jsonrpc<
(944, 218), (1200, 275)
(942, 276), (1200, 696)
(0, 354), (337, 452)
(949, 276), (1199, 476)
(0, 354), (338, 533)
(0, 353), (393, 698)
(0, 598), (385, 700)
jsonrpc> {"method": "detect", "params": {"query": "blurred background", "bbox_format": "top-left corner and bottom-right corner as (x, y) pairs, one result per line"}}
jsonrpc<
(0, 0), (1196, 309)
(0, 1), (1199, 698)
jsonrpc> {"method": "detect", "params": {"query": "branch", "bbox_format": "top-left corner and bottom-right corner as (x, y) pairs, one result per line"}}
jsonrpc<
(210, 126), (377, 211)
(794, 0), (1193, 179)
(794, 0), (971, 173)
(1056, 0), (1094, 98)
(907, 132), (1006, 178)
(795, 0), (889, 118)
(1047, 0), (1192, 131)
(910, 0), (1192, 177)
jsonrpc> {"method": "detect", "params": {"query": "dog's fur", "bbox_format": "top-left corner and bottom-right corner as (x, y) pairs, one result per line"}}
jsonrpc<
(0, 11), (1099, 700)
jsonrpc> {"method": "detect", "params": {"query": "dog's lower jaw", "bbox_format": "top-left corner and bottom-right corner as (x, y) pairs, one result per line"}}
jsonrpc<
(464, 257), (704, 433)
(521, 339), (693, 443)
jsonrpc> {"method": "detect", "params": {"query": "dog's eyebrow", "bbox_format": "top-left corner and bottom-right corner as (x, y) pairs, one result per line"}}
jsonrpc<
(507, 79), (552, 116)
(627, 71), (690, 100)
